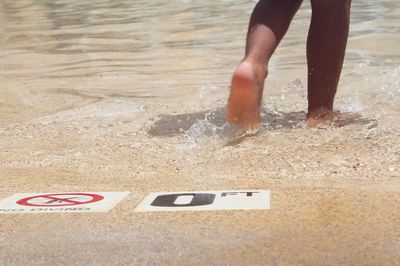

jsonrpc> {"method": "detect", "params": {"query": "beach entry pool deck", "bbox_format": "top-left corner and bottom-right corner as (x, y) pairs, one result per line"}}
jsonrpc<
(1, 0), (400, 264)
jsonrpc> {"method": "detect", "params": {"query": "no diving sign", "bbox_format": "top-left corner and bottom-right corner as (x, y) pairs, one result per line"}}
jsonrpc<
(135, 190), (270, 212)
(0, 192), (129, 213)
(17, 193), (104, 207)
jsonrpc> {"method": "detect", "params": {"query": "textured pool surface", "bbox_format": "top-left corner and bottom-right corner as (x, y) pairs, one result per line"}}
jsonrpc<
(1, 0), (400, 264)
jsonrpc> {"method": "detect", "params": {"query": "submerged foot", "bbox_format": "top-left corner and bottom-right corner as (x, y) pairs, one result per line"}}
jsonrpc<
(227, 62), (264, 128)
(306, 107), (361, 127)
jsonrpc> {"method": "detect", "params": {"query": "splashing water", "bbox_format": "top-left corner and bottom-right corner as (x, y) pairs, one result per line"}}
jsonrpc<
(177, 111), (260, 150)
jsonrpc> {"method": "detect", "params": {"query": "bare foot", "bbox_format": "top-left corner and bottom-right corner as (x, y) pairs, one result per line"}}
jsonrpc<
(306, 107), (361, 127)
(227, 62), (264, 128)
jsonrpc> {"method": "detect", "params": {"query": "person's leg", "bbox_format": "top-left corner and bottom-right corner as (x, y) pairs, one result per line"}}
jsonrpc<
(227, 0), (303, 128)
(306, 0), (352, 125)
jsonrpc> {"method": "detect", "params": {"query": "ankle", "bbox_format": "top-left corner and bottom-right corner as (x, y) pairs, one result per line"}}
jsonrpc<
(239, 59), (268, 79)
(307, 106), (334, 119)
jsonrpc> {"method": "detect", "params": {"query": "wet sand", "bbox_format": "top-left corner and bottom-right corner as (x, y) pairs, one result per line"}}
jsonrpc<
(1, 0), (400, 265)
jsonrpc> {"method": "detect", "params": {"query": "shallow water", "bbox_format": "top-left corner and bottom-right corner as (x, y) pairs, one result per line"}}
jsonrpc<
(1, 0), (399, 101)
(1, 0), (399, 165)
(0, 0), (399, 153)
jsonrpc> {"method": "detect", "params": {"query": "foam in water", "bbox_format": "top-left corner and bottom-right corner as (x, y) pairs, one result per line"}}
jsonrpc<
(379, 67), (400, 100)
(198, 84), (218, 99)
(336, 97), (364, 113)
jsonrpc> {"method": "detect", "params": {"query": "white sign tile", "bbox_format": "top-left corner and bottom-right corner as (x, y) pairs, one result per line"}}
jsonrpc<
(135, 190), (270, 212)
(0, 192), (130, 213)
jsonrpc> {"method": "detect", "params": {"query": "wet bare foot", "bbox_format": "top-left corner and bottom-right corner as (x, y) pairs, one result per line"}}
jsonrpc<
(227, 62), (264, 128)
(306, 107), (361, 127)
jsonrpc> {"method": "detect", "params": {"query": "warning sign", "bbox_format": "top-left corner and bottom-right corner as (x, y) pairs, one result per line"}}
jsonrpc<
(134, 190), (270, 212)
(16, 193), (104, 207)
(0, 192), (129, 213)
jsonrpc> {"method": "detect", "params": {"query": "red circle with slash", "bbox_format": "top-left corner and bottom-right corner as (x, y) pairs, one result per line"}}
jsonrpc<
(16, 193), (104, 207)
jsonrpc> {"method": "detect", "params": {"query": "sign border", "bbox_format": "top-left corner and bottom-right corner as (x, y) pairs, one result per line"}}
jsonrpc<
(0, 192), (130, 214)
(134, 190), (270, 212)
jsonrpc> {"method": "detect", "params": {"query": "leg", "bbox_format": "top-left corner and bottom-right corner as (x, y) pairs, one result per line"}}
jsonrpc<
(306, 0), (352, 126)
(227, 0), (303, 128)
